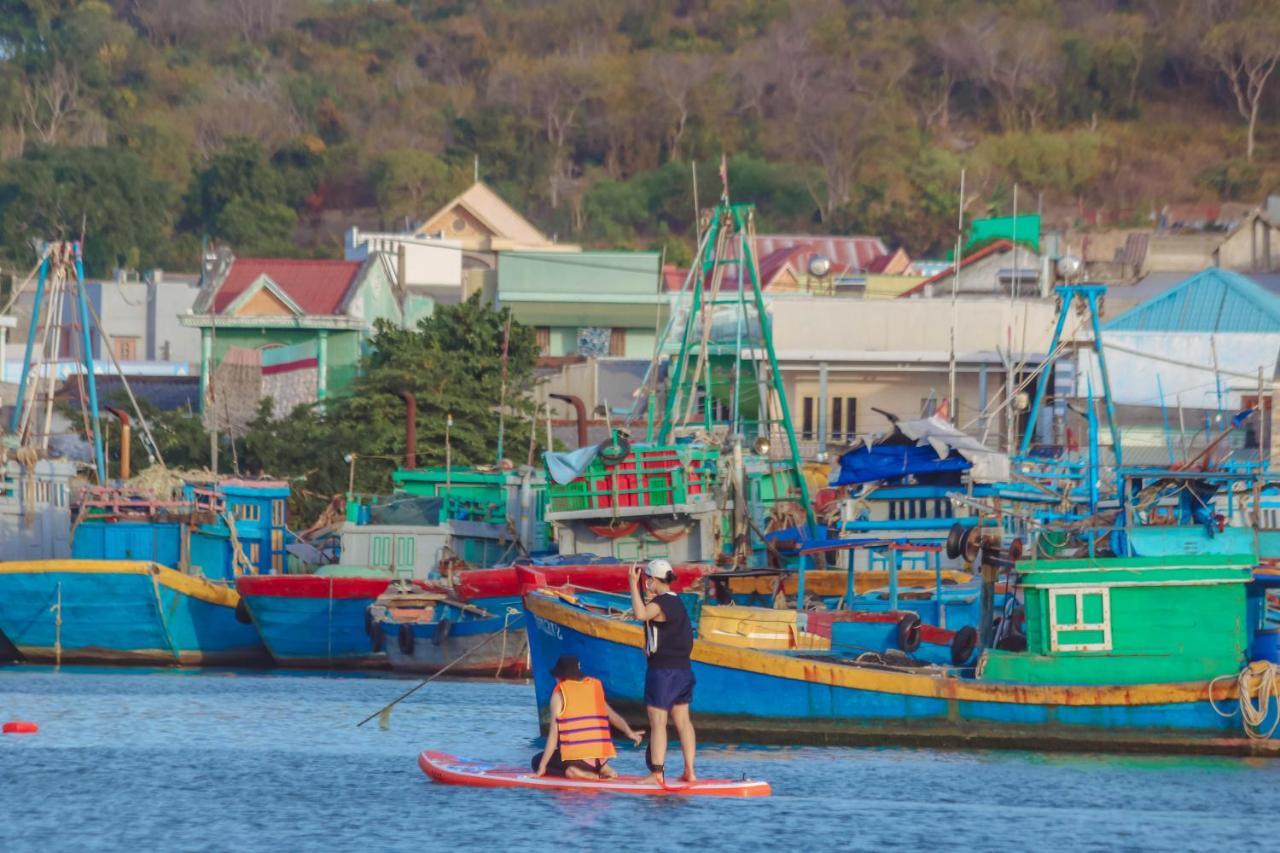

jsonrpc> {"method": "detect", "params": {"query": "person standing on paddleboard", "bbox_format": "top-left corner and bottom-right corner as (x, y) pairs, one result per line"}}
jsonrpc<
(533, 654), (643, 780)
(629, 559), (696, 785)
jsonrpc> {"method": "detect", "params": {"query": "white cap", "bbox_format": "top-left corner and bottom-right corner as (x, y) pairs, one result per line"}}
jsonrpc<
(644, 558), (675, 581)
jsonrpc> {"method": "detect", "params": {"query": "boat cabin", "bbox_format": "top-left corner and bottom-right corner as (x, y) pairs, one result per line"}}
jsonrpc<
(979, 554), (1253, 685)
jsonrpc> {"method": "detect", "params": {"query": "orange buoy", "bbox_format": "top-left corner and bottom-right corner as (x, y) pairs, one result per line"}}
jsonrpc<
(3, 721), (38, 734)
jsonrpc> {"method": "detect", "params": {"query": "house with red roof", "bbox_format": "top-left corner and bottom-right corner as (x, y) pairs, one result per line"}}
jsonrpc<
(181, 251), (429, 433)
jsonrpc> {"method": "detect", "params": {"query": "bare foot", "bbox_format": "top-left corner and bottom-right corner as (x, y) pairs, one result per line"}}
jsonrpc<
(679, 769), (697, 783)
(598, 764), (618, 780)
(640, 772), (664, 786)
(565, 766), (596, 780)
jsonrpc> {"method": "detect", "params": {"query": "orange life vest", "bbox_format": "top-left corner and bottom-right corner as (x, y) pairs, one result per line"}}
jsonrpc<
(554, 677), (616, 761)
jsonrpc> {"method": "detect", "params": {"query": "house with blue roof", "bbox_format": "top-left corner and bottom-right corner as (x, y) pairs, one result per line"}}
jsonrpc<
(1077, 268), (1280, 459)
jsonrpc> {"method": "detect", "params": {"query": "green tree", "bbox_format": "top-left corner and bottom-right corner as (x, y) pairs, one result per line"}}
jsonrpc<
(230, 293), (542, 518)
(0, 144), (172, 275)
(183, 137), (297, 253)
(369, 149), (466, 225)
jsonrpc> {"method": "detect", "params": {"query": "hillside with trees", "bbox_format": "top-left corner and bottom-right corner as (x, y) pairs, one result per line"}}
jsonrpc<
(1, 0), (1279, 277)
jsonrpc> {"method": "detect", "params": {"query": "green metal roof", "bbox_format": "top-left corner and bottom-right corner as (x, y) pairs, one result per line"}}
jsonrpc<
(497, 251), (661, 297)
(1104, 268), (1280, 333)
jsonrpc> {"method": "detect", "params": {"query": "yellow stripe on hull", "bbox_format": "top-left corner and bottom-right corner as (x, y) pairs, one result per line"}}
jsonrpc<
(525, 593), (1238, 708)
(725, 569), (972, 597)
(0, 560), (240, 609)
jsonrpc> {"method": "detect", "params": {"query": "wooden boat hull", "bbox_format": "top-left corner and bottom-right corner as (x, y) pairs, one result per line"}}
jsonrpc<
(418, 750), (770, 797)
(0, 560), (268, 666)
(380, 596), (529, 677)
(523, 591), (1280, 757)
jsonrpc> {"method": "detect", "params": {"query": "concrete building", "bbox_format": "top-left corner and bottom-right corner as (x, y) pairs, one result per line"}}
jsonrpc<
(77, 272), (202, 366)
(899, 241), (1046, 299)
(1214, 207), (1280, 273)
(498, 250), (667, 359)
(413, 182), (579, 270)
(768, 295), (1057, 454)
(1077, 268), (1280, 460)
(344, 228), (466, 304)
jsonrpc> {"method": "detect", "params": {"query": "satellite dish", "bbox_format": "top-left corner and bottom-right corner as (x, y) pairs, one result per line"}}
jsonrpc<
(808, 255), (832, 278)
(1056, 255), (1082, 281)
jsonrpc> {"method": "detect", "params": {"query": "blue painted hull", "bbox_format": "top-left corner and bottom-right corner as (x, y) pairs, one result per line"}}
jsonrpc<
(242, 593), (383, 668)
(523, 594), (1279, 756)
(0, 563), (267, 666)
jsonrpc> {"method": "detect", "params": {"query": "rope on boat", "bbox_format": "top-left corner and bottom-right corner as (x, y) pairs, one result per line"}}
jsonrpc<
(493, 607), (521, 681)
(1210, 661), (1280, 740)
(355, 624), (512, 727)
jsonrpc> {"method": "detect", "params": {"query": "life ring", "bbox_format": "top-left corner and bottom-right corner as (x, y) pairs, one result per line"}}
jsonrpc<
(945, 523), (966, 560)
(950, 625), (978, 666)
(234, 599), (253, 625)
(896, 612), (922, 653)
(433, 618), (452, 647)
(597, 437), (631, 466)
(398, 624), (416, 656)
(369, 621), (383, 653)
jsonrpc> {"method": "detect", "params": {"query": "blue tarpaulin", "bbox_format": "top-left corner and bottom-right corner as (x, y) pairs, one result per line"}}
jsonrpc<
(832, 442), (972, 486)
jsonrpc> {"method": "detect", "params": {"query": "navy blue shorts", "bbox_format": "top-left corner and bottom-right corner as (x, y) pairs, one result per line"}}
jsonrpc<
(644, 667), (695, 711)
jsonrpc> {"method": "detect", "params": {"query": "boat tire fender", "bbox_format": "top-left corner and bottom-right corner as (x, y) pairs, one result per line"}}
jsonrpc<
(370, 621), (383, 653)
(897, 612), (922, 653)
(945, 523), (966, 560)
(434, 618), (452, 646)
(950, 625), (979, 666)
(598, 437), (631, 466)
(399, 624), (415, 656)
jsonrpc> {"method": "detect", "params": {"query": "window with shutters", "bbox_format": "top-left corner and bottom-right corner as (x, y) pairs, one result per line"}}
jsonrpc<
(371, 535), (392, 567)
(535, 326), (551, 355)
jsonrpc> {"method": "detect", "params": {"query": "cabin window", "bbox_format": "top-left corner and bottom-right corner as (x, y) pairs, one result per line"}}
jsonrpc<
(371, 535), (391, 567)
(272, 499), (285, 527)
(248, 543), (260, 565)
(1048, 587), (1112, 652)
(802, 397), (814, 440)
(535, 326), (551, 355)
(232, 502), (261, 522)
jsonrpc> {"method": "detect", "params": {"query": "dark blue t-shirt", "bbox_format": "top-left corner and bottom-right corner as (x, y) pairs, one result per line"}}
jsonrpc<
(644, 592), (692, 670)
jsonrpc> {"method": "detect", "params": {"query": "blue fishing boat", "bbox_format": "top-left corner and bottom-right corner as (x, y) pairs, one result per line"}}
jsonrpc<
(0, 480), (290, 665)
(236, 464), (546, 668)
(522, 549), (1280, 756)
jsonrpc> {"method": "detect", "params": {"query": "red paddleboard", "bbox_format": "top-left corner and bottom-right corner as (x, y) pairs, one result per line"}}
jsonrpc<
(418, 751), (771, 798)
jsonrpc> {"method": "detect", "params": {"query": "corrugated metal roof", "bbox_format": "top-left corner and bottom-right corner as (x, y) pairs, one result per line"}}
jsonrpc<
(1104, 268), (1280, 333)
(212, 258), (363, 315)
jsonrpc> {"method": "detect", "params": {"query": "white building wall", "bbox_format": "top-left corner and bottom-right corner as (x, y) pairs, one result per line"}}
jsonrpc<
(1079, 331), (1280, 409)
(345, 228), (463, 291)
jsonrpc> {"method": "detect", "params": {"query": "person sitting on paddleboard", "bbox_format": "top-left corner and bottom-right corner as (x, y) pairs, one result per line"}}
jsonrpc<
(629, 559), (697, 785)
(533, 654), (643, 780)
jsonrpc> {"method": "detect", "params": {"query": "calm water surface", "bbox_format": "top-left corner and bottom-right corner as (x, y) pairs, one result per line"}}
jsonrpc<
(1, 666), (1277, 852)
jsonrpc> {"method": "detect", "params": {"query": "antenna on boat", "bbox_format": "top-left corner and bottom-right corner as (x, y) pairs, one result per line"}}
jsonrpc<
(948, 169), (965, 425)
